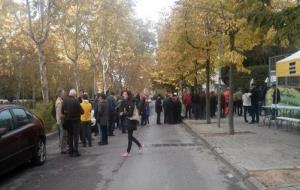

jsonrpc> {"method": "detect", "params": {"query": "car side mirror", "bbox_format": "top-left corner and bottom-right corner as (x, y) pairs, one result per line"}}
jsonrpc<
(0, 128), (7, 137)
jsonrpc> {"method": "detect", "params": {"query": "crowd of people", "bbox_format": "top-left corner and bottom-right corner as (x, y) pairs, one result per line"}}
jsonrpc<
(54, 84), (280, 157)
(54, 88), (147, 158)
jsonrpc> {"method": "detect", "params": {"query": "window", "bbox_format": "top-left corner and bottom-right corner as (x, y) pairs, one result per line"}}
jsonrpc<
(25, 110), (33, 122)
(0, 110), (14, 131)
(11, 108), (30, 128)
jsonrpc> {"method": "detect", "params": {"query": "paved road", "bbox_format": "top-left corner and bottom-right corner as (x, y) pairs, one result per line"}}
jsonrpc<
(0, 116), (250, 190)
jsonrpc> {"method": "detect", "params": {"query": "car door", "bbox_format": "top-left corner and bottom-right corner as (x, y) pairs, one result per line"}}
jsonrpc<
(0, 109), (19, 173)
(10, 108), (37, 160)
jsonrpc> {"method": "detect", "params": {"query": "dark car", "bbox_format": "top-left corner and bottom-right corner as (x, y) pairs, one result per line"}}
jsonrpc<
(0, 105), (46, 175)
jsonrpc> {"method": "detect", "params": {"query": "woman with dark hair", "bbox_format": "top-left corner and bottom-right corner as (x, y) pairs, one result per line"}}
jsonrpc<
(120, 90), (143, 157)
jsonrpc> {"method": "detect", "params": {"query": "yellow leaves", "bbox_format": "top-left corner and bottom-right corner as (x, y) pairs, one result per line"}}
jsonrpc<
(265, 27), (277, 44)
(223, 51), (245, 66)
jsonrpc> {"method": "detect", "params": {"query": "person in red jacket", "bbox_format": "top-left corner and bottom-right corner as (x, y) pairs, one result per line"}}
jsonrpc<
(183, 91), (192, 119)
(224, 88), (230, 116)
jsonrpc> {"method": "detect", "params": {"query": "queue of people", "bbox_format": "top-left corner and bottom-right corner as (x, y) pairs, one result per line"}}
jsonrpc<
(54, 88), (144, 158)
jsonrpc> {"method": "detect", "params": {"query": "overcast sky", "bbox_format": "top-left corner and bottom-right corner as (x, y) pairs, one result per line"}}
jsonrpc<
(134, 0), (176, 23)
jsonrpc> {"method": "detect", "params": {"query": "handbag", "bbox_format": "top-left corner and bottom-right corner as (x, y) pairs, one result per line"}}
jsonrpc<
(128, 106), (140, 122)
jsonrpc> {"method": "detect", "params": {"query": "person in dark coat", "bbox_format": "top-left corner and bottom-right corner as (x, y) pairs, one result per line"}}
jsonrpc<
(250, 84), (259, 124)
(199, 91), (206, 119)
(271, 84), (281, 119)
(173, 94), (182, 124)
(155, 95), (163, 125)
(62, 89), (83, 157)
(164, 94), (174, 124)
(120, 90), (143, 157)
(210, 91), (217, 117)
(163, 94), (173, 123)
(97, 93), (109, 145)
(192, 91), (200, 119)
(106, 91), (116, 136)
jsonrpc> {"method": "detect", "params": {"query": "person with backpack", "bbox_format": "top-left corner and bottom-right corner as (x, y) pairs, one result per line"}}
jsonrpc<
(106, 91), (116, 136)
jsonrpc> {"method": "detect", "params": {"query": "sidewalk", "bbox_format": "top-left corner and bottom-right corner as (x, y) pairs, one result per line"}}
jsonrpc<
(183, 116), (300, 190)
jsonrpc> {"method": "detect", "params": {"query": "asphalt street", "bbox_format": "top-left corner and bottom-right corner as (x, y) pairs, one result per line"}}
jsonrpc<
(0, 114), (250, 190)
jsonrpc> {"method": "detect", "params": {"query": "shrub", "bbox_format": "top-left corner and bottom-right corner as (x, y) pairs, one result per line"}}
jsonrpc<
(34, 102), (55, 133)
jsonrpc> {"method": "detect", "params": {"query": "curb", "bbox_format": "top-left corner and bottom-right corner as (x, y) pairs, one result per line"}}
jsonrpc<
(182, 121), (266, 190)
(46, 130), (58, 138)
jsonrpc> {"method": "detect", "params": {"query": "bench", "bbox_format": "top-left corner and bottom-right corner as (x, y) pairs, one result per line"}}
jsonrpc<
(276, 116), (300, 131)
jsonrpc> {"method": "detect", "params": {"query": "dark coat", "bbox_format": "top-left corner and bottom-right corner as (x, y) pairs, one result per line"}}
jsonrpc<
(155, 98), (163, 113)
(250, 87), (259, 106)
(97, 99), (109, 126)
(272, 88), (281, 104)
(62, 96), (83, 121)
(123, 100), (138, 130)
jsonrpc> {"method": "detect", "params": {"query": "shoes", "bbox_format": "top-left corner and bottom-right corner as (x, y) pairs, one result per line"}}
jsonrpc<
(60, 150), (67, 154)
(121, 152), (130, 157)
(245, 120), (248, 123)
(98, 142), (108, 145)
(249, 121), (255, 124)
(138, 144), (144, 154)
(72, 152), (81, 157)
(83, 144), (87, 147)
(88, 144), (92, 147)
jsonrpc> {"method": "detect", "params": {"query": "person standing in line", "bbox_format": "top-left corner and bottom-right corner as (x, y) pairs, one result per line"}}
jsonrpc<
(139, 94), (147, 126)
(120, 90), (143, 157)
(118, 94), (127, 134)
(271, 84), (281, 119)
(163, 93), (169, 124)
(55, 88), (68, 154)
(107, 91), (116, 136)
(155, 95), (163, 125)
(192, 90), (200, 119)
(250, 84), (259, 124)
(183, 91), (192, 119)
(173, 93), (182, 124)
(234, 89), (243, 116)
(224, 88), (230, 117)
(210, 91), (217, 118)
(242, 89), (252, 123)
(80, 94), (92, 147)
(62, 89), (83, 157)
(78, 89), (84, 143)
(97, 93), (109, 145)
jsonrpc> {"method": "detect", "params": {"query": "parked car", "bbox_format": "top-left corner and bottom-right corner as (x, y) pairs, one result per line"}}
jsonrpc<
(0, 104), (46, 175)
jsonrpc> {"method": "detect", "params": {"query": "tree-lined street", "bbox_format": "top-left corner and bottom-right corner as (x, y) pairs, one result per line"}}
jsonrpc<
(0, 115), (249, 190)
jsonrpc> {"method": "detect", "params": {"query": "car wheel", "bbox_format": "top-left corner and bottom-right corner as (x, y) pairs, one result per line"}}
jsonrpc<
(32, 138), (46, 166)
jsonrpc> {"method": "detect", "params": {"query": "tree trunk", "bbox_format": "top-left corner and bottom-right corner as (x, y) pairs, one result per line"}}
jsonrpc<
(228, 33), (235, 135)
(37, 44), (49, 102)
(32, 82), (36, 109)
(93, 68), (97, 95)
(206, 59), (211, 124)
(73, 61), (80, 93)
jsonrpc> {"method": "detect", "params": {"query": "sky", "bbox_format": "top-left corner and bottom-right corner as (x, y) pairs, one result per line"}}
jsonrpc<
(135, 0), (176, 23)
